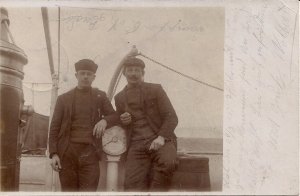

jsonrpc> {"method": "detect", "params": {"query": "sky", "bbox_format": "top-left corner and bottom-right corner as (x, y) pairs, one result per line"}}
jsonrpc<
(7, 6), (224, 138)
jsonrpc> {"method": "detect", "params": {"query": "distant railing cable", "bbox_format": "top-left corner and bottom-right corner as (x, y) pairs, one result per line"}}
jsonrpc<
(139, 53), (224, 92)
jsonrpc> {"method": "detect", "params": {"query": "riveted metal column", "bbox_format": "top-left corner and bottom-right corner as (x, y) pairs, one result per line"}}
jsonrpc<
(0, 7), (29, 191)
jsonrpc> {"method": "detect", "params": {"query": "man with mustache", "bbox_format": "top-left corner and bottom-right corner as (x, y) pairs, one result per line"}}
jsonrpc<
(114, 57), (178, 191)
(48, 59), (118, 191)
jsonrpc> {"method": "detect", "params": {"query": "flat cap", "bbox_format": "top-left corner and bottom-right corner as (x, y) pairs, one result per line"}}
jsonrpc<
(75, 59), (98, 73)
(123, 57), (145, 69)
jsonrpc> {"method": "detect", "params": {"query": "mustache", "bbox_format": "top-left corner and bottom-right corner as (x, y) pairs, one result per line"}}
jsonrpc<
(129, 76), (139, 80)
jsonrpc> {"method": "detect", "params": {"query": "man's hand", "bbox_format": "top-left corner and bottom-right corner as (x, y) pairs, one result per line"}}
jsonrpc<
(93, 119), (107, 138)
(51, 154), (62, 172)
(149, 136), (165, 151)
(120, 112), (132, 125)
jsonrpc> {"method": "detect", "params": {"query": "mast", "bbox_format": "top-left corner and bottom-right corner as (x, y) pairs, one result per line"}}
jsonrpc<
(41, 7), (60, 191)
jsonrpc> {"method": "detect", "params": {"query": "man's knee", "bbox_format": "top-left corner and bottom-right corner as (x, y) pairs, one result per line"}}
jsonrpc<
(78, 157), (100, 191)
(156, 143), (177, 172)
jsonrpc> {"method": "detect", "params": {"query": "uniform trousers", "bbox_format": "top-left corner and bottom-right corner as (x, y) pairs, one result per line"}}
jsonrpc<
(124, 137), (177, 191)
(59, 142), (100, 191)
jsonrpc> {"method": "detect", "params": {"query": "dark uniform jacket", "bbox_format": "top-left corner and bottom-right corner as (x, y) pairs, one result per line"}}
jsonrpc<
(114, 82), (178, 147)
(48, 88), (118, 160)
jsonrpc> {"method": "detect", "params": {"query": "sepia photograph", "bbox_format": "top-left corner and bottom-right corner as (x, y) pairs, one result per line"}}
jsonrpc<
(0, 2), (224, 193)
(1, 0), (298, 195)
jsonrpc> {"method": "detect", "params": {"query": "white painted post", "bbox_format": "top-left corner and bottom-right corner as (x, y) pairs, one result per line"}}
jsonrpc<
(106, 155), (121, 191)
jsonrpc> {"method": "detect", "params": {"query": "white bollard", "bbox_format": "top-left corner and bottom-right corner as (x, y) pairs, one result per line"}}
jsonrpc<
(106, 155), (121, 191)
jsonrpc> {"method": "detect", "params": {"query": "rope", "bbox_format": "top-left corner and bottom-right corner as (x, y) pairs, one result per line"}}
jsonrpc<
(139, 53), (223, 92)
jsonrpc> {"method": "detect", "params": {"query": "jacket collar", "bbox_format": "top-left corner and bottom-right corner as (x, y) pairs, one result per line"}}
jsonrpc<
(65, 88), (76, 113)
(120, 82), (148, 97)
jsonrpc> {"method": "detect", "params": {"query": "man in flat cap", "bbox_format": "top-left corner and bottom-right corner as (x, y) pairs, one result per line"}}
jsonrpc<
(48, 59), (118, 191)
(114, 57), (178, 191)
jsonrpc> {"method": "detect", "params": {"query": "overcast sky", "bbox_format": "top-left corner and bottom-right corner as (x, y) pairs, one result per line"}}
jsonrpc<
(7, 6), (224, 138)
